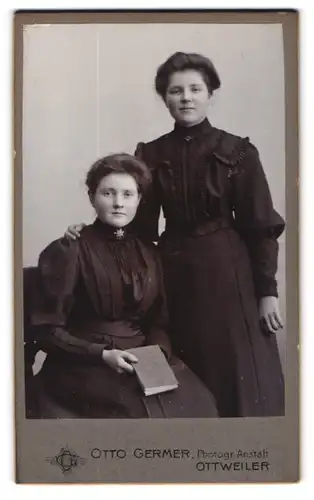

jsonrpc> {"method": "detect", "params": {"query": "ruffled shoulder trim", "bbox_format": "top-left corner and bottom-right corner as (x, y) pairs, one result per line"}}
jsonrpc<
(213, 129), (250, 167)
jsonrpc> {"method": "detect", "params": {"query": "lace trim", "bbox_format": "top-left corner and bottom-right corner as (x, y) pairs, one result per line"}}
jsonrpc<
(213, 135), (250, 178)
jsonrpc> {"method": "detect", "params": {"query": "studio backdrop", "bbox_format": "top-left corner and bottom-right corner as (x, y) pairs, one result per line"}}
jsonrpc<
(22, 23), (286, 365)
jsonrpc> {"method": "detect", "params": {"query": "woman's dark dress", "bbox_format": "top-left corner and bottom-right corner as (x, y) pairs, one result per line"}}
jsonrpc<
(134, 118), (285, 417)
(31, 218), (218, 418)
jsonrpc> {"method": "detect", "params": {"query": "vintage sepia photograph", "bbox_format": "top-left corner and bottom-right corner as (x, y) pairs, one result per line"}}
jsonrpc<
(15, 10), (299, 483)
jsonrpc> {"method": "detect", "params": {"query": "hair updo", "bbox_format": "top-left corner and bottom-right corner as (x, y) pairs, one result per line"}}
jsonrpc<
(155, 51), (221, 99)
(86, 153), (152, 197)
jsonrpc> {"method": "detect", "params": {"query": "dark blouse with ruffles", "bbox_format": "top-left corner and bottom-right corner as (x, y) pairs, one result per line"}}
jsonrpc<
(31, 218), (171, 362)
(134, 118), (285, 299)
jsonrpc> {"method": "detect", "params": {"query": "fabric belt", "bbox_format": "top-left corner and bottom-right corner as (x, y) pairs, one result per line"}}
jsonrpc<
(163, 217), (232, 238)
(69, 319), (146, 350)
(72, 319), (142, 338)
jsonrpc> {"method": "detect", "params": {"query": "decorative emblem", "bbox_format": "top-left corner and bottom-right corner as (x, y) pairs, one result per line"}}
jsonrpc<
(46, 446), (86, 475)
(184, 135), (193, 142)
(114, 228), (125, 239)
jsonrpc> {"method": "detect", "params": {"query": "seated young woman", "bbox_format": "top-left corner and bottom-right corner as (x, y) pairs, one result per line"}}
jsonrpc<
(30, 153), (218, 418)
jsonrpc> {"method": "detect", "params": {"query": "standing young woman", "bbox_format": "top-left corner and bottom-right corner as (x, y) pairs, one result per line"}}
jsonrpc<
(65, 52), (285, 417)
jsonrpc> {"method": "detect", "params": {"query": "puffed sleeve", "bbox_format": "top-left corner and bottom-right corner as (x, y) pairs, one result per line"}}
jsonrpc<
(142, 251), (172, 360)
(31, 238), (109, 358)
(232, 143), (285, 299)
(134, 142), (162, 242)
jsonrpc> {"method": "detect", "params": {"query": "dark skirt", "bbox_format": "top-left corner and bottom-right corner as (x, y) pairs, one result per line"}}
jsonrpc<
(28, 356), (218, 419)
(159, 227), (285, 417)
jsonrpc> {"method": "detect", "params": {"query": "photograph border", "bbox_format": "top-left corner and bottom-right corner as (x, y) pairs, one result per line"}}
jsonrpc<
(14, 9), (299, 484)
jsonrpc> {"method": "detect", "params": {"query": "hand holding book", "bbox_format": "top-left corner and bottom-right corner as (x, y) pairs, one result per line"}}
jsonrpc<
(101, 349), (138, 373)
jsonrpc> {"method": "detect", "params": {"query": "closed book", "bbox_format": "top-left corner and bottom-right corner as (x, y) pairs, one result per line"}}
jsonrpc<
(127, 345), (179, 396)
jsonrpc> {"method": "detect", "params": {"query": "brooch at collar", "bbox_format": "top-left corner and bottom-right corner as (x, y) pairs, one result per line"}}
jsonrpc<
(114, 228), (125, 240)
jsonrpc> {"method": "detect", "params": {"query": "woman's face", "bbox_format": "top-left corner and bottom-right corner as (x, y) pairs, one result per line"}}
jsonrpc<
(91, 173), (141, 228)
(165, 69), (211, 127)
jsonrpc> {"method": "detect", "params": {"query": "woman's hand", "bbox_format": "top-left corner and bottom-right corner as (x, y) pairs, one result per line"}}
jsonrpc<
(101, 349), (138, 374)
(64, 223), (86, 240)
(259, 296), (283, 335)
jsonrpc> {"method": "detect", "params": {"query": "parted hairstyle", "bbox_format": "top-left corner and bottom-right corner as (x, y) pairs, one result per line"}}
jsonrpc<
(155, 51), (221, 100)
(86, 153), (152, 197)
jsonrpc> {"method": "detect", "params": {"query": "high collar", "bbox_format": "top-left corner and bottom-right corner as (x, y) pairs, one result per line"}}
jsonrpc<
(173, 118), (212, 140)
(93, 218), (136, 241)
